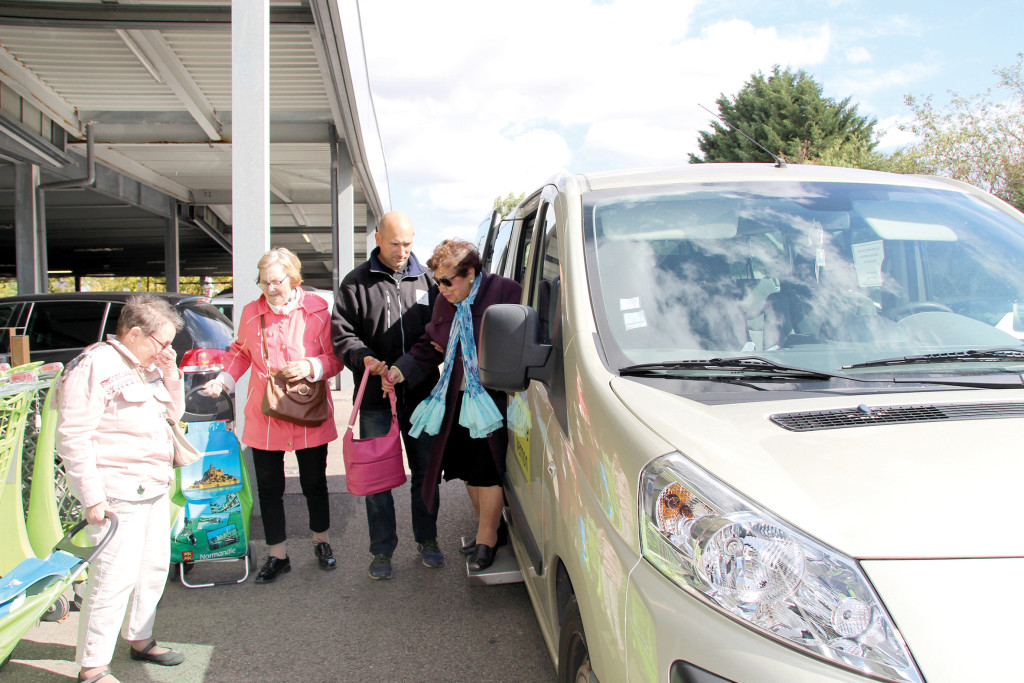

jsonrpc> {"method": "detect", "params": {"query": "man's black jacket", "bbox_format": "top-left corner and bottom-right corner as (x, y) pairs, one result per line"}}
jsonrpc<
(331, 248), (439, 414)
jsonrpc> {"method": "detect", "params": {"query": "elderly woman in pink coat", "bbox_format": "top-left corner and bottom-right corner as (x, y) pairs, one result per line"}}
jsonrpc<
(203, 247), (343, 583)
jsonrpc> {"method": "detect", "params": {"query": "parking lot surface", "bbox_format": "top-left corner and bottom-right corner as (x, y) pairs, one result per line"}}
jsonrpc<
(7, 395), (554, 682)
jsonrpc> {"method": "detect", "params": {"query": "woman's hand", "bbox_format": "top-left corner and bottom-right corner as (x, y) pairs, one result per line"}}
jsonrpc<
(430, 340), (445, 354)
(85, 500), (108, 526)
(382, 366), (404, 393)
(155, 345), (178, 376)
(202, 378), (225, 397)
(280, 359), (314, 382)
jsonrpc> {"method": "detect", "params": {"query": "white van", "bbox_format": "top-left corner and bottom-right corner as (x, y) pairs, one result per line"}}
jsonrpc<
(477, 164), (1024, 683)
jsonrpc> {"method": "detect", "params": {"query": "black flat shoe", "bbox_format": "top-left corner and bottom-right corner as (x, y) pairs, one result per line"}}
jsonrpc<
(468, 543), (496, 571)
(129, 640), (185, 666)
(464, 520), (512, 557)
(462, 520), (509, 555)
(254, 555), (291, 583)
(314, 542), (336, 570)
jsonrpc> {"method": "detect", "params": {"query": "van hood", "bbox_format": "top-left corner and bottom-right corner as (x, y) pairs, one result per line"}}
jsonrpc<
(610, 378), (1024, 559)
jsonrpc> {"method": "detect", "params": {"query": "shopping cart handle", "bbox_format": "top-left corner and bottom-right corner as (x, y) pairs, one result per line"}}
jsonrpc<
(54, 510), (119, 563)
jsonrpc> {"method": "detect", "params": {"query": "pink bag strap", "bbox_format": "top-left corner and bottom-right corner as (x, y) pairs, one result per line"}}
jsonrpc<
(348, 368), (397, 430)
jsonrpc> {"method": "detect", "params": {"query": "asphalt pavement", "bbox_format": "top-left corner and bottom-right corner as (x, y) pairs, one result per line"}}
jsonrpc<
(6, 394), (555, 682)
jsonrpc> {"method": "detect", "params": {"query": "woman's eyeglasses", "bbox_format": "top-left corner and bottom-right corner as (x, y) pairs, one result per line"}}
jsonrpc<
(257, 277), (287, 289)
(435, 271), (464, 288)
(149, 334), (173, 351)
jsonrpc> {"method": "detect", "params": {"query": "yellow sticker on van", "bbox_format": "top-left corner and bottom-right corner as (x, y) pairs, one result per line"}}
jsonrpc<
(508, 392), (531, 479)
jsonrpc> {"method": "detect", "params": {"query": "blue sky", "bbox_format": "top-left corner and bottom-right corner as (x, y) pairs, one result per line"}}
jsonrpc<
(357, 0), (1023, 260)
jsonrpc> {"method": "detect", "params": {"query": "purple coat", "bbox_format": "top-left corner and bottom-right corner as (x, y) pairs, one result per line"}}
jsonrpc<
(394, 271), (522, 510)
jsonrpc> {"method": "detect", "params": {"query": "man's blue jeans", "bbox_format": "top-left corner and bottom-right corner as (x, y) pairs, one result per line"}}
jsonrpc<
(360, 408), (437, 556)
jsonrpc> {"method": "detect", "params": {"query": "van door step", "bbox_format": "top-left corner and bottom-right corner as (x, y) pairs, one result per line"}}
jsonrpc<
(462, 536), (523, 585)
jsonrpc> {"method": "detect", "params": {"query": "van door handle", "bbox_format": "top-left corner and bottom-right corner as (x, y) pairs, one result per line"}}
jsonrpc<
(546, 462), (556, 476)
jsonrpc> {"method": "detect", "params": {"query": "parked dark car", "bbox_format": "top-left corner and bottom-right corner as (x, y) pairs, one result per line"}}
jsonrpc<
(0, 292), (234, 422)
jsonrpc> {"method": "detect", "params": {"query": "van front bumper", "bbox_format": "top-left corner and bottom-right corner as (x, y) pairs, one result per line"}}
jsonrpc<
(624, 558), (877, 683)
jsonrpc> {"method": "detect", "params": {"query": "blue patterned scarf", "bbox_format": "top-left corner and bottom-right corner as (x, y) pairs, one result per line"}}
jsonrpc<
(409, 274), (504, 439)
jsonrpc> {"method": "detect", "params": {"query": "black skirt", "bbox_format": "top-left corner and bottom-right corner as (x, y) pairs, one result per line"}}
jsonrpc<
(441, 416), (501, 487)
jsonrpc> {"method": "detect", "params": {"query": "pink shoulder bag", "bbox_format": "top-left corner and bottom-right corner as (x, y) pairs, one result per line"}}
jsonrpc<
(342, 370), (407, 496)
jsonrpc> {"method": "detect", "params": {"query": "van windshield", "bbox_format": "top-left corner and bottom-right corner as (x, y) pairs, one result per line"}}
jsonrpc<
(584, 180), (1024, 377)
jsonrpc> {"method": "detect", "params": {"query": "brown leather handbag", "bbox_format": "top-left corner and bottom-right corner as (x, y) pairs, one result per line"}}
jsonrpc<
(259, 314), (330, 427)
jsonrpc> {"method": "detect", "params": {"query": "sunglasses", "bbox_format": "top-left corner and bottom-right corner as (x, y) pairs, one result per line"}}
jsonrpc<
(435, 271), (465, 288)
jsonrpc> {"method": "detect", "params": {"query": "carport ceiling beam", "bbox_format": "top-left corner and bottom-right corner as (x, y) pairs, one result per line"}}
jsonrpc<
(118, 30), (222, 141)
(269, 171), (310, 227)
(0, 45), (82, 135)
(187, 213), (232, 253)
(0, 113), (74, 169)
(0, 3), (315, 30)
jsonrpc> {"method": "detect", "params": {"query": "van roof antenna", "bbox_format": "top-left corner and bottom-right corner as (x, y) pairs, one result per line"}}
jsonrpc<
(698, 104), (787, 168)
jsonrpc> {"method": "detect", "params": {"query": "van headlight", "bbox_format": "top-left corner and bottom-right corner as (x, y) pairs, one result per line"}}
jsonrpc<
(640, 452), (922, 683)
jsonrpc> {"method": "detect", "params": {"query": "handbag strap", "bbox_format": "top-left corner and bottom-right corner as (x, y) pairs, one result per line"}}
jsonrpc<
(259, 314), (270, 364)
(348, 367), (397, 429)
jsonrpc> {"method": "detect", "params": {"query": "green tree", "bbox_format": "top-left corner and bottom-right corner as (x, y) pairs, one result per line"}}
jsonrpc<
(691, 66), (884, 168)
(891, 54), (1024, 211)
(0, 274), (230, 297)
(493, 191), (526, 218)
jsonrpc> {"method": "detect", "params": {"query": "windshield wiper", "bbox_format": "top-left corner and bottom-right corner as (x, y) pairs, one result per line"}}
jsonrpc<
(843, 348), (1024, 370)
(619, 356), (841, 381)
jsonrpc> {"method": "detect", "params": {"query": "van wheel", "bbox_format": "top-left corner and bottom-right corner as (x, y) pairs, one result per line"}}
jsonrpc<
(557, 596), (592, 683)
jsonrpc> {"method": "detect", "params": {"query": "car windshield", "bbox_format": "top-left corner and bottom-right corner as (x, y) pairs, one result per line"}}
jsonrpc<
(584, 180), (1024, 378)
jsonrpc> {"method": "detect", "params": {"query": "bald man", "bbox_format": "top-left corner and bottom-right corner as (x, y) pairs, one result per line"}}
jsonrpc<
(332, 211), (442, 579)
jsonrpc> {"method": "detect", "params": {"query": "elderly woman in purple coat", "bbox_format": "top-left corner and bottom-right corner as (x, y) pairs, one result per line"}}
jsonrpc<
(383, 239), (521, 571)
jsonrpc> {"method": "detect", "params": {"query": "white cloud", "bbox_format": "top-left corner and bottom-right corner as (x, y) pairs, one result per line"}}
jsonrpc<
(875, 114), (919, 152)
(357, 0), (939, 243)
(844, 46), (872, 64)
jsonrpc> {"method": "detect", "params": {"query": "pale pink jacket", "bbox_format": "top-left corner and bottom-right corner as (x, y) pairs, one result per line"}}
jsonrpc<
(55, 338), (185, 509)
(217, 288), (343, 451)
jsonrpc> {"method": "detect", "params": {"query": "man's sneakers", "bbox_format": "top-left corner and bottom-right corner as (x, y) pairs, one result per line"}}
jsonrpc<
(417, 539), (445, 568)
(368, 554), (393, 580)
(367, 541), (445, 578)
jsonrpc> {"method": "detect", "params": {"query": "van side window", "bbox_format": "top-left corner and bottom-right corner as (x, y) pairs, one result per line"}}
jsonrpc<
(488, 219), (514, 275)
(530, 204), (560, 345)
(26, 301), (108, 351)
(511, 210), (539, 286)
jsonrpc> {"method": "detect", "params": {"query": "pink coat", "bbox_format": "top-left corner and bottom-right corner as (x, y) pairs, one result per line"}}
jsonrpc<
(220, 289), (343, 451)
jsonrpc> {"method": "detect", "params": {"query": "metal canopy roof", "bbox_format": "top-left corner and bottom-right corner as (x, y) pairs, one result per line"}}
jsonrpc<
(0, 0), (387, 290)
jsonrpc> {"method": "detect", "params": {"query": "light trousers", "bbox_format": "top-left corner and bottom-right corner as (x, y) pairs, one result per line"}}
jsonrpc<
(77, 493), (170, 668)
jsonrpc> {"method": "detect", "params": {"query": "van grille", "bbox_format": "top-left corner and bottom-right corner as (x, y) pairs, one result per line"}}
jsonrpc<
(770, 402), (1024, 432)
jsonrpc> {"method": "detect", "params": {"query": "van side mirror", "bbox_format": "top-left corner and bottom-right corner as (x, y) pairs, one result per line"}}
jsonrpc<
(479, 304), (553, 393)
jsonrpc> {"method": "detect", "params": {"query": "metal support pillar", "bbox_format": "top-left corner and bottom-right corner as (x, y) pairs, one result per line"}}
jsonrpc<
(164, 201), (181, 292)
(14, 163), (41, 294)
(331, 129), (354, 291)
(232, 0), (271, 509)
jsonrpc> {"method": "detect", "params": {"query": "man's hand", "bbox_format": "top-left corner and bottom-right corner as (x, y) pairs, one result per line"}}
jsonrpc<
(363, 356), (388, 376)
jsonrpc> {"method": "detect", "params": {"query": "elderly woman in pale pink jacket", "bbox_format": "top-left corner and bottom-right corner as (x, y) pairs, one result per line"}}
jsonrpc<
(56, 293), (187, 683)
(203, 247), (343, 583)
